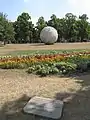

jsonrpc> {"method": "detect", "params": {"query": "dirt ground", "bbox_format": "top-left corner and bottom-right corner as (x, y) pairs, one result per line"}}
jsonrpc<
(0, 42), (90, 55)
(0, 69), (90, 120)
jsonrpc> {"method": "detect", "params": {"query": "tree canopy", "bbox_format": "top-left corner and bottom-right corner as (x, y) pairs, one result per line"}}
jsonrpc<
(0, 12), (90, 44)
(0, 12), (15, 44)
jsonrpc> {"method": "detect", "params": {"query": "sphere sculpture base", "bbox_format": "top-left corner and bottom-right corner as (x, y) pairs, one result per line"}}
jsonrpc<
(45, 42), (55, 45)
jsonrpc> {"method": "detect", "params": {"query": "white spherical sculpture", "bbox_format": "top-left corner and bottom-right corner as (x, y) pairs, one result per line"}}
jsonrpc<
(40, 26), (58, 44)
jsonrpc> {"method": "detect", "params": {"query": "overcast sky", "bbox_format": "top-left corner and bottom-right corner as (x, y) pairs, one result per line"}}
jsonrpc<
(0, 0), (90, 24)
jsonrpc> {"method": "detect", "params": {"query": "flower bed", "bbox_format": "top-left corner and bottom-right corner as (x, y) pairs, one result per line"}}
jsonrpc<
(0, 51), (90, 76)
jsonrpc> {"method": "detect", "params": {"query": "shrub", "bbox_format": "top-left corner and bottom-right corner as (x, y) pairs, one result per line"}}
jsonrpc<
(27, 62), (78, 76)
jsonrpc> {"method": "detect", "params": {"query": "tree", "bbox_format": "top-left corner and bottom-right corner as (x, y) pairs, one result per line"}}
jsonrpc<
(47, 14), (57, 28)
(79, 14), (88, 21)
(56, 18), (66, 42)
(76, 14), (89, 42)
(32, 27), (39, 43)
(87, 23), (90, 40)
(36, 16), (47, 42)
(14, 12), (33, 43)
(0, 12), (15, 44)
(36, 16), (47, 31)
(47, 14), (60, 33)
(0, 12), (90, 44)
(47, 14), (63, 42)
(63, 13), (77, 42)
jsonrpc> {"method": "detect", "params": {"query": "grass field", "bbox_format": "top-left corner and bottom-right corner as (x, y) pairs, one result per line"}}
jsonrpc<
(0, 43), (90, 120)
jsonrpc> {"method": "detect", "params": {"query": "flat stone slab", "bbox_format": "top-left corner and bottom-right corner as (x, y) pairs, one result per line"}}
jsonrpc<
(23, 96), (64, 119)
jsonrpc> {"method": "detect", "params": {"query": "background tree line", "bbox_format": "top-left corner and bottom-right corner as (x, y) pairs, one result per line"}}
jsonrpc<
(0, 12), (90, 44)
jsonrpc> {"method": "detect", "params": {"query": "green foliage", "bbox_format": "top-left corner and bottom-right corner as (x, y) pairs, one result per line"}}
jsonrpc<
(76, 59), (90, 72)
(55, 62), (77, 74)
(76, 15), (89, 41)
(0, 12), (15, 44)
(13, 12), (34, 43)
(27, 62), (75, 76)
(35, 16), (47, 42)
(27, 63), (59, 76)
(0, 11), (90, 43)
(26, 54), (90, 76)
(27, 59), (90, 76)
(47, 13), (90, 42)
